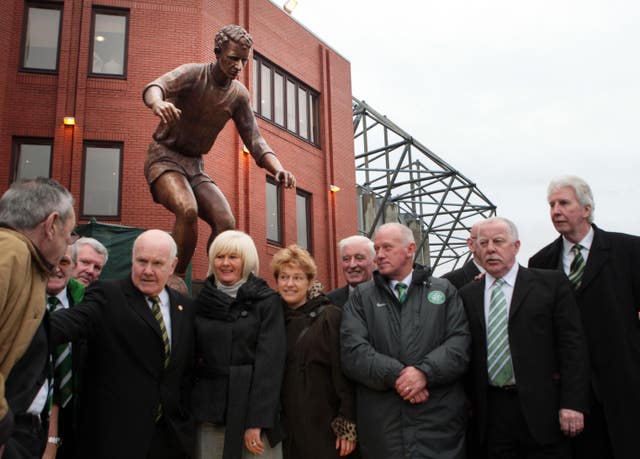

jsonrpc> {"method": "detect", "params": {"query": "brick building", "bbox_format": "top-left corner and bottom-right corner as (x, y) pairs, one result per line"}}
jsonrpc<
(0, 0), (357, 287)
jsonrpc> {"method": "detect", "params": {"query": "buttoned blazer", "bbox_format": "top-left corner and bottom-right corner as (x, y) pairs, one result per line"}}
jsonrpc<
(529, 225), (640, 458)
(442, 260), (481, 290)
(458, 266), (589, 446)
(50, 277), (195, 459)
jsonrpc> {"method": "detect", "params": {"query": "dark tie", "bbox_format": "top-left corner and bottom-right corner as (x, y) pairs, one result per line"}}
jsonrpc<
(149, 296), (170, 368)
(487, 279), (513, 387)
(48, 296), (73, 408)
(569, 244), (585, 289)
(395, 282), (408, 303)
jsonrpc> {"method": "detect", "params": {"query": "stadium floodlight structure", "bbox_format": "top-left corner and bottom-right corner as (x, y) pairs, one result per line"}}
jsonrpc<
(352, 97), (496, 273)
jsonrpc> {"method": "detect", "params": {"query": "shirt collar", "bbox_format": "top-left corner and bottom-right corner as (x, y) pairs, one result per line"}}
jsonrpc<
(485, 263), (519, 288)
(562, 225), (594, 255)
(389, 271), (413, 290)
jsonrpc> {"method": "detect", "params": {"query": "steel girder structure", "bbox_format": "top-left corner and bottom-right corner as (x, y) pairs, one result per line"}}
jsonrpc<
(352, 97), (496, 273)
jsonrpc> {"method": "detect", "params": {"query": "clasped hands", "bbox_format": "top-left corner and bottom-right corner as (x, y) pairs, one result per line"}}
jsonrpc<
(395, 366), (429, 405)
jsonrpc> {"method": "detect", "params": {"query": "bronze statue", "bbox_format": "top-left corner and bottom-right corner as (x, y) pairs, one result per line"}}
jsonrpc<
(143, 25), (295, 276)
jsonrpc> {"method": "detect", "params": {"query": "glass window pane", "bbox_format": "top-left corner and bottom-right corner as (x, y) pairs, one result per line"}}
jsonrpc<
(260, 62), (272, 119)
(274, 73), (284, 126)
(92, 13), (126, 75)
(16, 143), (51, 180)
(23, 7), (61, 70)
(296, 193), (310, 250)
(252, 57), (259, 111)
(83, 146), (120, 216)
(286, 80), (296, 133)
(309, 94), (318, 144)
(298, 87), (308, 139)
(266, 180), (281, 243)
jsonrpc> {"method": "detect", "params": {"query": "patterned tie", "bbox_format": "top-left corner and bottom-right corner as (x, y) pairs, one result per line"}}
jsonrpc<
(149, 296), (170, 368)
(568, 244), (585, 289)
(487, 279), (514, 387)
(48, 296), (73, 408)
(395, 282), (408, 303)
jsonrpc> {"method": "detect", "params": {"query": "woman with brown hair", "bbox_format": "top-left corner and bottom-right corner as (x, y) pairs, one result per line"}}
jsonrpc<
(271, 245), (357, 459)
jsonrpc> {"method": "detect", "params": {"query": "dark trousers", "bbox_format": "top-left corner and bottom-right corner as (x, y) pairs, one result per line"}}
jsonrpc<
(571, 393), (613, 459)
(55, 403), (76, 459)
(486, 388), (570, 459)
(3, 414), (46, 459)
(147, 416), (188, 459)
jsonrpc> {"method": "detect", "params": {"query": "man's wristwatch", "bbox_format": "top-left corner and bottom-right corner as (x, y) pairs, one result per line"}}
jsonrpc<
(48, 436), (62, 446)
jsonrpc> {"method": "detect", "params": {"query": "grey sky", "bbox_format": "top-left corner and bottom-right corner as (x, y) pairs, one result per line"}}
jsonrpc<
(289, 0), (640, 267)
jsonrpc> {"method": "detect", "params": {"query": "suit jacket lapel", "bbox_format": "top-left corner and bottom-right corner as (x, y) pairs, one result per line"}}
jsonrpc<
(509, 266), (532, 320)
(124, 278), (163, 338)
(579, 225), (609, 293)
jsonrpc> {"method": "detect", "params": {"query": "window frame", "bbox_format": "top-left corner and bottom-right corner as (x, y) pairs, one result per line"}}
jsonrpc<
(19, 1), (63, 74)
(253, 53), (320, 147)
(80, 140), (123, 220)
(10, 137), (53, 182)
(266, 175), (283, 246)
(88, 6), (130, 79)
(296, 189), (313, 252)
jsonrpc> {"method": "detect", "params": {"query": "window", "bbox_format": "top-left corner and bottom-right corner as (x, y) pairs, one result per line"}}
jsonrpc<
(296, 190), (312, 251)
(11, 138), (52, 181)
(266, 176), (282, 245)
(21, 2), (62, 72)
(90, 8), (128, 77)
(253, 53), (320, 146)
(81, 142), (122, 218)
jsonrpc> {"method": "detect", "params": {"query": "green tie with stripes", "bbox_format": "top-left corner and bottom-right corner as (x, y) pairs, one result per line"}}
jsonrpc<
(569, 244), (585, 289)
(487, 279), (513, 387)
(395, 282), (408, 303)
(48, 296), (73, 408)
(150, 296), (170, 368)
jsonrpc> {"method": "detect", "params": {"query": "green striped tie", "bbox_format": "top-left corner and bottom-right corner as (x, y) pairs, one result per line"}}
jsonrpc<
(487, 279), (513, 387)
(395, 282), (408, 303)
(568, 244), (585, 289)
(149, 296), (170, 368)
(48, 296), (73, 408)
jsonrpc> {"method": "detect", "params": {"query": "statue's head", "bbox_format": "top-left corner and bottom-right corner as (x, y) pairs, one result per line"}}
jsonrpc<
(214, 25), (253, 57)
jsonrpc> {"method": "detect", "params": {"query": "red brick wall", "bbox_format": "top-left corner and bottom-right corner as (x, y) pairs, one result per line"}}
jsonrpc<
(0, 0), (356, 289)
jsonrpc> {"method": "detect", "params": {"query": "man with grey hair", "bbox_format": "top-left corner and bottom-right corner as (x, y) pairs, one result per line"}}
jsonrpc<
(341, 222), (470, 458)
(0, 177), (76, 458)
(529, 176), (640, 459)
(50, 229), (195, 459)
(71, 237), (109, 286)
(460, 216), (589, 458)
(442, 219), (486, 289)
(327, 234), (376, 306)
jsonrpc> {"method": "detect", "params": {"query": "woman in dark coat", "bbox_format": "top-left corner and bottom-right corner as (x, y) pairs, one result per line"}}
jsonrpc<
(271, 245), (357, 459)
(193, 230), (286, 459)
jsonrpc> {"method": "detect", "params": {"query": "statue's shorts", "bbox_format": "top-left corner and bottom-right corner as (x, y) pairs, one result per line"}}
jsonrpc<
(144, 142), (215, 202)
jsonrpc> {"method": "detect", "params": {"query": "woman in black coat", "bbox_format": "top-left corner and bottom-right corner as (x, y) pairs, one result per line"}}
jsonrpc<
(271, 245), (357, 459)
(193, 230), (286, 459)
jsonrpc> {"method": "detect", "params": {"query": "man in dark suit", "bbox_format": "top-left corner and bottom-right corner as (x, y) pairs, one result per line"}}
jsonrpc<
(327, 235), (375, 307)
(50, 229), (195, 459)
(459, 217), (589, 458)
(442, 220), (485, 289)
(529, 176), (640, 459)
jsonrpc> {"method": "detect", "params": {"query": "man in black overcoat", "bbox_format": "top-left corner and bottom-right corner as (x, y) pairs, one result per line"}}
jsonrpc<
(529, 176), (640, 459)
(50, 230), (195, 459)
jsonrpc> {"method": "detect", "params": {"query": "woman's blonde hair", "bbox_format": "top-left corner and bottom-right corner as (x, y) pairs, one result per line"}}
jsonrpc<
(207, 230), (259, 280)
(270, 244), (317, 281)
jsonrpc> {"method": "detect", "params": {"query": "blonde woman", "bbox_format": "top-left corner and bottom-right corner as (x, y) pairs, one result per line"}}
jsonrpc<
(193, 230), (285, 459)
(271, 245), (357, 458)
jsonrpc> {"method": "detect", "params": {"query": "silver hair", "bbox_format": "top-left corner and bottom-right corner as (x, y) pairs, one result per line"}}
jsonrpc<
(338, 235), (375, 259)
(547, 175), (595, 223)
(479, 216), (520, 241)
(374, 222), (415, 246)
(71, 237), (109, 264)
(0, 177), (74, 230)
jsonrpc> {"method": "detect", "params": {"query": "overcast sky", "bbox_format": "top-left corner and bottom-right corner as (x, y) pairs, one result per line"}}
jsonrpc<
(288, 0), (640, 266)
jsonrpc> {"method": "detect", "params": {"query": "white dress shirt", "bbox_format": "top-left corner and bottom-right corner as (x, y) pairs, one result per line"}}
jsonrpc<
(561, 226), (594, 275)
